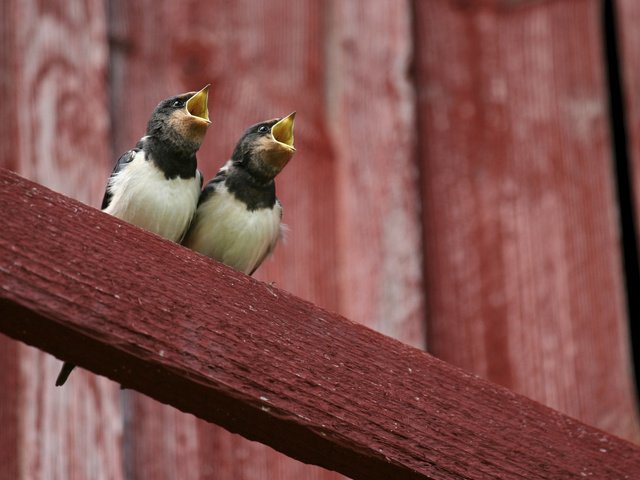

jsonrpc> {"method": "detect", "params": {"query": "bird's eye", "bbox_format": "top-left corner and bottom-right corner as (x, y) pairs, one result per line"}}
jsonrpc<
(172, 100), (184, 108)
(258, 125), (270, 133)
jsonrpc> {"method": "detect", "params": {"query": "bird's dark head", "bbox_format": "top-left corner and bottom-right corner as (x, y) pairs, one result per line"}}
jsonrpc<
(231, 112), (296, 183)
(146, 85), (211, 152)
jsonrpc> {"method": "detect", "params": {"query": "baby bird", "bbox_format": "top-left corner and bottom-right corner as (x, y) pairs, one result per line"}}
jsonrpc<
(55, 85), (211, 386)
(182, 112), (296, 275)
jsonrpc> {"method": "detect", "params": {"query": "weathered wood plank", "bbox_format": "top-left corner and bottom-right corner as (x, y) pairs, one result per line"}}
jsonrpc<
(3, 169), (640, 480)
(415, 0), (640, 441)
(8, 0), (111, 205)
(326, 0), (425, 347)
(616, 6), (640, 267)
(108, 0), (343, 477)
(617, 1), (640, 212)
(616, 0), (640, 418)
(0, 337), (19, 480)
(0, 1), (123, 479)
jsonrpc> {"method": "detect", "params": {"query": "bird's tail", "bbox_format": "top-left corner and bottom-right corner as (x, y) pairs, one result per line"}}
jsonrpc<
(55, 362), (76, 386)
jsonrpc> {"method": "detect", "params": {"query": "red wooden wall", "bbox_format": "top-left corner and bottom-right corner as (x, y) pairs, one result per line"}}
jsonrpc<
(415, 0), (639, 441)
(1, 0), (638, 479)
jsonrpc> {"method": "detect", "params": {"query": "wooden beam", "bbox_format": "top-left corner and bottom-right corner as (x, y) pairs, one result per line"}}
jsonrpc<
(1, 167), (639, 480)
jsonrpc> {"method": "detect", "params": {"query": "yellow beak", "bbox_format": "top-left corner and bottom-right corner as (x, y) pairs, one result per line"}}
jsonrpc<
(271, 112), (296, 150)
(186, 85), (211, 123)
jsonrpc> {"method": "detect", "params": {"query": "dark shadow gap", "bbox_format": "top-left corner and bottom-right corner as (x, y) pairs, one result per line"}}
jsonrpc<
(603, 0), (640, 400)
(407, 0), (432, 353)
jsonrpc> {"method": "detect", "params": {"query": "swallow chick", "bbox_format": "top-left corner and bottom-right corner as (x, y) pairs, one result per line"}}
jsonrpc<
(182, 112), (296, 275)
(55, 85), (212, 387)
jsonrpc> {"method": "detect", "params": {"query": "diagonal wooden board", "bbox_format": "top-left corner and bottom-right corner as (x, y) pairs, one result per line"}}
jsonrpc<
(1, 168), (639, 480)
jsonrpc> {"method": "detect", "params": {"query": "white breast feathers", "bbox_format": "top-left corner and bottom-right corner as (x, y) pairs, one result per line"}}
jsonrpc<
(184, 184), (282, 274)
(103, 151), (200, 242)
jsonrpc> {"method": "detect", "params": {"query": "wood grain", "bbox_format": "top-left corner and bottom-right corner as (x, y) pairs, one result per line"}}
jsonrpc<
(0, 1), (122, 479)
(3, 1), (639, 477)
(327, 0), (426, 347)
(3, 169), (640, 480)
(414, 0), (640, 441)
(0, 336), (19, 480)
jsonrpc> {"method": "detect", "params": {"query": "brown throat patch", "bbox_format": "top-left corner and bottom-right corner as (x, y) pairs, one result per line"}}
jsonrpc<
(168, 110), (209, 144)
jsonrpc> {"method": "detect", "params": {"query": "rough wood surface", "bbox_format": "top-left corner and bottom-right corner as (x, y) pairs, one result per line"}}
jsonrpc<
(3, 169), (640, 480)
(415, 0), (640, 441)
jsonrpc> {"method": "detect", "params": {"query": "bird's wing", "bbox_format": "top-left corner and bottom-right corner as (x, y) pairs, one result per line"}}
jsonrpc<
(249, 239), (278, 276)
(176, 169), (205, 244)
(197, 168), (227, 207)
(197, 169), (204, 190)
(100, 148), (140, 210)
(249, 199), (283, 276)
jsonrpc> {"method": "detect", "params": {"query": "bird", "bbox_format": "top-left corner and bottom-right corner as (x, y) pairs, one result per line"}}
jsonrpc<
(182, 112), (296, 276)
(55, 85), (212, 387)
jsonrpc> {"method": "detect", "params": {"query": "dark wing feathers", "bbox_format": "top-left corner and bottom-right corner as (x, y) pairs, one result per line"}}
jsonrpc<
(197, 168), (227, 207)
(100, 148), (139, 210)
(177, 170), (205, 243)
(249, 199), (283, 276)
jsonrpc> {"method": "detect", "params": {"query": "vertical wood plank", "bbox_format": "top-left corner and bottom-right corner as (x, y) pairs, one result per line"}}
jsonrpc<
(0, 4), (21, 478)
(615, 0), (640, 421)
(12, 0), (111, 206)
(0, 0), (124, 479)
(415, 0), (640, 441)
(0, 337), (19, 480)
(616, 3), (640, 257)
(327, 0), (426, 347)
(109, 1), (342, 478)
(122, 394), (201, 479)
(0, 0), (20, 174)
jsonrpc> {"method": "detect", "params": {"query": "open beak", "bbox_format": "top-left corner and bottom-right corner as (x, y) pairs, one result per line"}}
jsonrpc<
(186, 85), (211, 124)
(271, 112), (296, 151)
